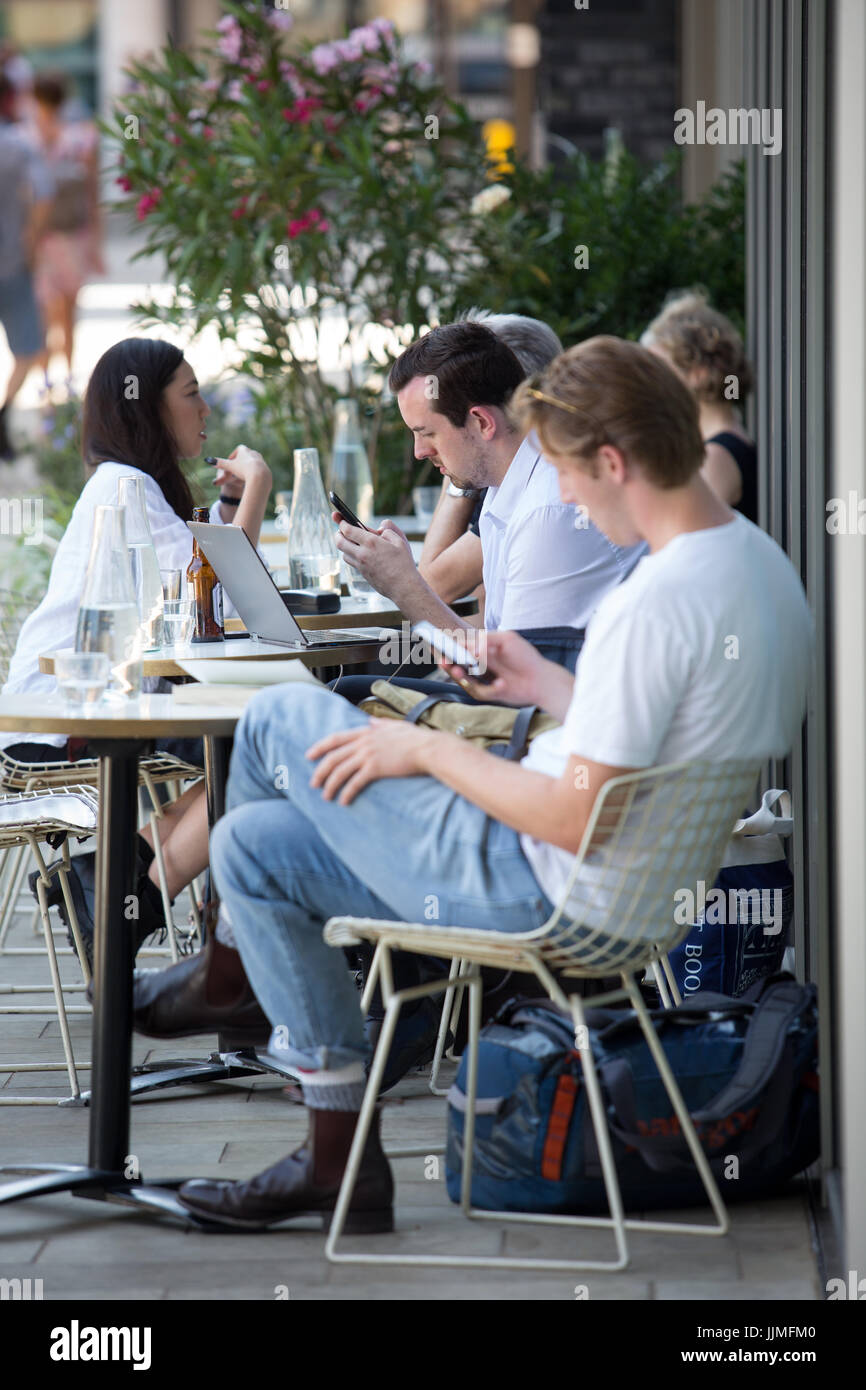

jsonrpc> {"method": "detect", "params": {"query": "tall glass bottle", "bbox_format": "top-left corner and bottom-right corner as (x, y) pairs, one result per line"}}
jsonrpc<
(116, 474), (163, 650)
(328, 399), (374, 524)
(186, 505), (225, 641)
(75, 504), (142, 699)
(286, 447), (340, 591)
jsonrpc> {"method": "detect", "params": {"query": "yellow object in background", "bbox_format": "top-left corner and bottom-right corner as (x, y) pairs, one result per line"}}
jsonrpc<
(483, 118), (516, 177)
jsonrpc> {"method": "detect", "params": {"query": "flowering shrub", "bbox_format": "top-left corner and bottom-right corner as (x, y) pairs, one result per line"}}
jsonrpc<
(107, 2), (483, 502)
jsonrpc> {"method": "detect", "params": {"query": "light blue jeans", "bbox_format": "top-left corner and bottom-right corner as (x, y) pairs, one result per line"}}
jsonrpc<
(211, 684), (553, 1072)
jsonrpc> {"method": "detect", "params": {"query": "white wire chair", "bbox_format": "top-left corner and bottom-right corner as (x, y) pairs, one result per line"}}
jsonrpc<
(0, 748), (205, 963)
(0, 786), (100, 1105)
(323, 756), (760, 1272)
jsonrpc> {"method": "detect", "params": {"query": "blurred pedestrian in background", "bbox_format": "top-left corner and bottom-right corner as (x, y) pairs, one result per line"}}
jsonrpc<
(29, 72), (104, 390)
(0, 71), (51, 462)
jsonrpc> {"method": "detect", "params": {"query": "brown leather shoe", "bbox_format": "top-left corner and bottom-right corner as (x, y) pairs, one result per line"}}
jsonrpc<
(133, 937), (270, 1048)
(177, 1107), (393, 1232)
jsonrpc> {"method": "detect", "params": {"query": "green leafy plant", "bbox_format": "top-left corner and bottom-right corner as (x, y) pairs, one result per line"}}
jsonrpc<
(105, 3), (745, 514)
(106, 3), (481, 509)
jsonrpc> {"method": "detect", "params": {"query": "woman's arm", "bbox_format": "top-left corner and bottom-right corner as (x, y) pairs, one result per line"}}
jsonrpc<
(210, 446), (272, 544)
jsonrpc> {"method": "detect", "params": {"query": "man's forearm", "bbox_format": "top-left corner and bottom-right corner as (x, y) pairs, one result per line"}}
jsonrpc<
(420, 488), (476, 569)
(391, 568), (470, 631)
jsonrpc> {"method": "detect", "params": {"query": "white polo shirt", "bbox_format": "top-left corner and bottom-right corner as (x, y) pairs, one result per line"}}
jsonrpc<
(478, 435), (643, 632)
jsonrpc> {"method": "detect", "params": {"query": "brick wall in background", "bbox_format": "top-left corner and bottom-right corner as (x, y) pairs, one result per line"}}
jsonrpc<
(538, 0), (679, 164)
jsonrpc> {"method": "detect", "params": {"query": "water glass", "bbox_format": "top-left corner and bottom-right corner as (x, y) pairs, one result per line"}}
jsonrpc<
(161, 568), (182, 602)
(55, 650), (109, 709)
(162, 599), (194, 647)
(412, 486), (440, 526)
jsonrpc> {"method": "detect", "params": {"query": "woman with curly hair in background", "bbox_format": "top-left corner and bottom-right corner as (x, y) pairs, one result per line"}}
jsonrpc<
(642, 291), (758, 523)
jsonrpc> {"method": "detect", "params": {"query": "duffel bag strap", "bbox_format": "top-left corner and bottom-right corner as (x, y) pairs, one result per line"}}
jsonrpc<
(596, 981), (811, 1174)
(404, 692), (464, 725)
(503, 705), (539, 761)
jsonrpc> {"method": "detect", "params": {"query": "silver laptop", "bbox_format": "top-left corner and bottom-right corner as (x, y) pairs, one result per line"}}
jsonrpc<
(187, 522), (385, 649)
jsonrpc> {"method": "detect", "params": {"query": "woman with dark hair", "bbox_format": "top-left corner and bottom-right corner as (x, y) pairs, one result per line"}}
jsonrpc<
(1, 337), (272, 968)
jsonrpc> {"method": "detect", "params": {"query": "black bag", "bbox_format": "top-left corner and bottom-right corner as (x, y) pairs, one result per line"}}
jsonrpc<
(446, 974), (819, 1213)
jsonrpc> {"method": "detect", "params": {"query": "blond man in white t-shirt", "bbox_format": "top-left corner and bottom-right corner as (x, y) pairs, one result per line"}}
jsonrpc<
(176, 336), (813, 1233)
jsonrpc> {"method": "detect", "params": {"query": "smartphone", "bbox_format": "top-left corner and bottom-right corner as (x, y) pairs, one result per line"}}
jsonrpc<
(411, 620), (496, 685)
(329, 490), (370, 531)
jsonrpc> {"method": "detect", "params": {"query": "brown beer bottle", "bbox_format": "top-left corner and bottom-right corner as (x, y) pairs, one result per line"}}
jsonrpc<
(187, 506), (225, 641)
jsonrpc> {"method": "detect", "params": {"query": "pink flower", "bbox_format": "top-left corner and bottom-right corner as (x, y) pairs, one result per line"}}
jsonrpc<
(286, 207), (329, 238)
(227, 79), (244, 102)
(323, 115), (340, 133)
(203, 126), (215, 140)
(115, 174), (132, 192)
(202, 77), (220, 94)
(310, 43), (340, 76)
(282, 96), (322, 124)
(136, 188), (162, 220)
(231, 195), (249, 220)
(267, 9), (293, 30)
(217, 15), (243, 62)
(256, 79), (272, 93)
(371, 18), (396, 44)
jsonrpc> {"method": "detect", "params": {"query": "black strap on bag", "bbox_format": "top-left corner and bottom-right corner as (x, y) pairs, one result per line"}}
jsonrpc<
(404, 692), (463, 724)
(596, 980), (812, 1173)
(404, 695), (540, 762)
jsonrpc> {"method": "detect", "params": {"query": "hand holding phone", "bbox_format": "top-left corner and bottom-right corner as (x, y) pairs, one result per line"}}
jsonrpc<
(329, 490), (370, 531)
(411, 620), (496, 684)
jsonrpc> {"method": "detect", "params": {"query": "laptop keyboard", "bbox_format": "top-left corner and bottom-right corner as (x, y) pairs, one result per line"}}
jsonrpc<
(304, 628), (382, 645)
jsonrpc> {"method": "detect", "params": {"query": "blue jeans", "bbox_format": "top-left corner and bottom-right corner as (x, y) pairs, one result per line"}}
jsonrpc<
(211, 685), (553, 1072)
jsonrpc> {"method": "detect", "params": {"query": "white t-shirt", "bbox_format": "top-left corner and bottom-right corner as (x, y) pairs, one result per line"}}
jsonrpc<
(520, 514), (814, 913)
(1, 462), (223, 751)
(478, 435), (643, 632)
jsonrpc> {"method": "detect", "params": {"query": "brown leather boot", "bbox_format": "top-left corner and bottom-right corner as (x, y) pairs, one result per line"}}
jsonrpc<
(132, 932), (270, 1048)
(177, 1106), (393, 1232)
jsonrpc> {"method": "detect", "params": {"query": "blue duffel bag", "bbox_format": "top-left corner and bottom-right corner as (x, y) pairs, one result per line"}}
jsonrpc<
(445, 975), (819, 1214)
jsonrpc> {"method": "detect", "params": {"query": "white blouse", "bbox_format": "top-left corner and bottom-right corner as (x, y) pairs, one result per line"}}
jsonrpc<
(1, 462), (224, 751)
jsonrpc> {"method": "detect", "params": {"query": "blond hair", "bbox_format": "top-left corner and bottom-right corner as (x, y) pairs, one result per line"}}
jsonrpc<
(512, 335), (705, 489)
(641, 291), (753, 404)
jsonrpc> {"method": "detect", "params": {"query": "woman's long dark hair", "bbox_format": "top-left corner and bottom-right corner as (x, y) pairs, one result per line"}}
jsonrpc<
(81, 338), (196, 520)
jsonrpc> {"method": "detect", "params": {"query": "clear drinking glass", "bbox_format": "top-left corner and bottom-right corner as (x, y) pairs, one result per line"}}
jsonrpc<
(160, 568), (182, 602)
(54, 650), (110, 709)
(412, 486), (440, 526)
(162, 599), (193, 647)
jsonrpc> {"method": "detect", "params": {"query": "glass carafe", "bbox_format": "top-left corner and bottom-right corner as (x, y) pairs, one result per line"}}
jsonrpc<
(286, 447), (340, 592)
(328, 398), (374, 524)
(75, 504), (143, 699)
(116, 474), (164, 650)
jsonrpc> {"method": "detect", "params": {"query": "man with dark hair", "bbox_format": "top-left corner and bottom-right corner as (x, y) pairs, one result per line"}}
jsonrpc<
(335, 321), (641, 663)
(0, 72), (51, 461)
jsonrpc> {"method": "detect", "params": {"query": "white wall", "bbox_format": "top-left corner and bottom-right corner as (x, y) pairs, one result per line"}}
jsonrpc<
(832, 0), (866, 1282)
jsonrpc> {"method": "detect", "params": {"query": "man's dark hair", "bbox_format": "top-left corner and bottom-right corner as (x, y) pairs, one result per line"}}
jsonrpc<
(82, 338), (196, 521)
(33, 73), (68, 110)
(388, 322), (524, 428)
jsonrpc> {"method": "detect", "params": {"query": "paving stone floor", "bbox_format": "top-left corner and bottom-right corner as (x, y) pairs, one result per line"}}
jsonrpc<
(0, 901), (823, 1302)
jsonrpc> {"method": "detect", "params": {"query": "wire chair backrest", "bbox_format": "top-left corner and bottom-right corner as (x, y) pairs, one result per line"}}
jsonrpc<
(0, 588), (36, 689)
(536, 758), (760, 976)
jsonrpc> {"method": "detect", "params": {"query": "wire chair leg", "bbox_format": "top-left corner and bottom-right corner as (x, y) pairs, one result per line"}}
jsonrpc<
(429, 957), (463, 1095)
(29, 838), (81, 1101)
(148, 812), (178, 963)
(651, 956), (673, 1009)
(0, 843), (28, 947)
(568, 993), (630, 1268)
(621, 975), (728, 1236)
